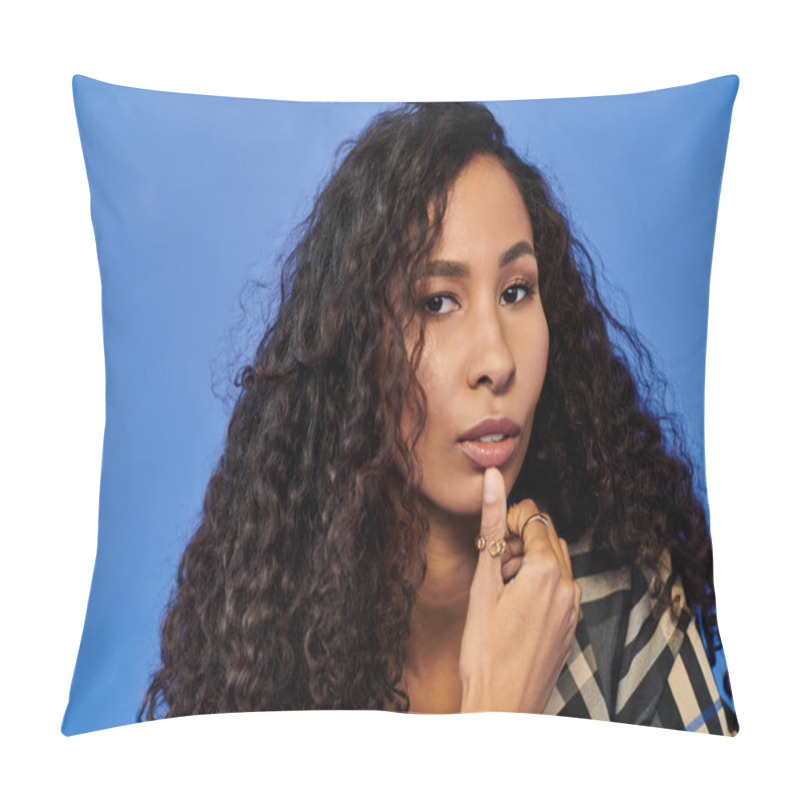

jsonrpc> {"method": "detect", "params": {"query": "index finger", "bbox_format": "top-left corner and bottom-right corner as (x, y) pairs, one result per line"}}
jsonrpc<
(472, 468), (508, 593)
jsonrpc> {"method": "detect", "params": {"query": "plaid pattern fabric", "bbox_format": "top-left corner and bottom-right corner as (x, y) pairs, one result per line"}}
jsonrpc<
(542, 537), (736, 735)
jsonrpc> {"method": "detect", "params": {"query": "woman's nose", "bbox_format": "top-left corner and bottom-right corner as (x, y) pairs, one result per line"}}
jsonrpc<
(466, 309), (515, 392)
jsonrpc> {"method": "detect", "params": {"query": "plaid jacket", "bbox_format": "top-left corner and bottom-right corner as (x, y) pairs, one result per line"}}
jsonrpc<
(543, 536), (737, 735)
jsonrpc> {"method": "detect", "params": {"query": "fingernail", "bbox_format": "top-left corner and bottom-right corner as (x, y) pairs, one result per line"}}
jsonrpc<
(483, 469), (498, 503)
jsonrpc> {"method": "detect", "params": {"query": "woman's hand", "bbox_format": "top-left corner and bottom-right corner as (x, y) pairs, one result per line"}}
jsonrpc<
(459, 467), (581, 713)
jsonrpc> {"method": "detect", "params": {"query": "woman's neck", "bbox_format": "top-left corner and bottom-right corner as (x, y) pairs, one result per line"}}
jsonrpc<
(404, 507), (480, 713)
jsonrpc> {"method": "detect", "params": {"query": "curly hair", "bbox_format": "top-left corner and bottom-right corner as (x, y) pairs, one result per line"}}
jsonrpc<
(140, 102), (723, 718)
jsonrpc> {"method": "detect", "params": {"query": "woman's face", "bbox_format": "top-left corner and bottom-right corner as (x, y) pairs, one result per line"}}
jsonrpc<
(408, 154), (549, 522)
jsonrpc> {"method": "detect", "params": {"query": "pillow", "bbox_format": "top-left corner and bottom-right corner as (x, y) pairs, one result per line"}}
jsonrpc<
(63, 75), (738, 734)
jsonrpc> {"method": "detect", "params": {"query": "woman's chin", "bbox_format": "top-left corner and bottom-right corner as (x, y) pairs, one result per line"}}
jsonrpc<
(420, 488), (484, 525)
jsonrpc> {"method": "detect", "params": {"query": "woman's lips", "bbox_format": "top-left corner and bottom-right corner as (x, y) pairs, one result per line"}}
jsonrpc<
(457, 418), (522, 469)
(458, 436), (519, 469)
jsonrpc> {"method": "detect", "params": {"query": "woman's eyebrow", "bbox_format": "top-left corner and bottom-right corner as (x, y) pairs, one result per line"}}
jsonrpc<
(500, 240), (535, 267)
(423, 240), (535, 277)
(423, 260), (469, 278)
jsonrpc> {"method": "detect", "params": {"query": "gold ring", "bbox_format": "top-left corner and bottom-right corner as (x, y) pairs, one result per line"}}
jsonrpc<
(475, 536), (507, 557)
(488, 539), (507, 558)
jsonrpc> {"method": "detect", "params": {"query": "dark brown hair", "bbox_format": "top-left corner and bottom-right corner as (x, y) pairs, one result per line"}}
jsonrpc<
(141, 103), (723, 718)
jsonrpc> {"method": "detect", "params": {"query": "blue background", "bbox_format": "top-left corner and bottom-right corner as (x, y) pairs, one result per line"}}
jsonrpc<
(64, 75), (737, 734)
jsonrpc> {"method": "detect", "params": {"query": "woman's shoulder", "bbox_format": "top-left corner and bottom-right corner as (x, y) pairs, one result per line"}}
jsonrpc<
(549, 537), (735, 734)
(568, 534), (688, 638)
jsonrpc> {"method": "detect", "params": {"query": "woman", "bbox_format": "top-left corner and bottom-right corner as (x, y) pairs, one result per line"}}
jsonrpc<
(141, 102), (736, 733)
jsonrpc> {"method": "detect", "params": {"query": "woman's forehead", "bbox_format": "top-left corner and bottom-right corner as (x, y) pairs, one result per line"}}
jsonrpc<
(431, 155), (532, 261)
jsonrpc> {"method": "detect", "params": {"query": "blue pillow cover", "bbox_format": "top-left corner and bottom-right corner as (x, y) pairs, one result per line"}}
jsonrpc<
(64, 75), (738, 735)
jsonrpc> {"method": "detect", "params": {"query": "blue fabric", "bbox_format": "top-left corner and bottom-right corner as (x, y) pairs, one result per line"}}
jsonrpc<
(64, 75), (737, 735)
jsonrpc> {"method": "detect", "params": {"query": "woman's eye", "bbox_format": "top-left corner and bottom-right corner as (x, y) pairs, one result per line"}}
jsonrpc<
(500, 283), (532, 305)
(424, 294), (457, 315)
